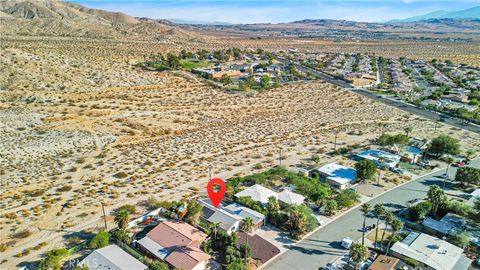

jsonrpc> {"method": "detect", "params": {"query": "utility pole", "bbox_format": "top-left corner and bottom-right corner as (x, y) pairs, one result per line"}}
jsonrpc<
(208, 165), (212, 181)
(334, 132), (338, 152)
(434, 120), (438, 134)
(377, 170), (381, 186)
(100, 202), (107, 231)
(279, 148), (282, 167)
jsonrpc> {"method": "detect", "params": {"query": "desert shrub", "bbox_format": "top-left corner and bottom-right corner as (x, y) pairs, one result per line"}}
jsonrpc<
(88, 230), (110, 249)
(236, 196), (265, 214)
(408, 201), (432, 222)
(115, 204), (136, 214)
(57, 185), (72, 192)
(38, 248), (69, 270)
(335, 190), (360, 209)
(113, 171), (128, 178)
(12, 229), (31, 239)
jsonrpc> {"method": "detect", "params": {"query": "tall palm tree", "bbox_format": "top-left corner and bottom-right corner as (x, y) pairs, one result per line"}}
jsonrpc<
(373, 204), (385, 249)
(241, 217), (254, 264)
(427, 185), (446, 217)
(360, 203), (372, 245)
(379, 211), (394, 251)
(114, 210), (130, 230)
(350, 243), (369, 270)
(386, 218), (404, 255)
(443, 156), (454, 190)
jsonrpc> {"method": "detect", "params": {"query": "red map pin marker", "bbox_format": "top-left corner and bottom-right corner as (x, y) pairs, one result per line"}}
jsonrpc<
(207, 178), (226, 208)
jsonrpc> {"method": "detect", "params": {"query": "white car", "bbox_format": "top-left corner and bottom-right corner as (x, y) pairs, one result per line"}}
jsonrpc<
(341, 237), (353, 249)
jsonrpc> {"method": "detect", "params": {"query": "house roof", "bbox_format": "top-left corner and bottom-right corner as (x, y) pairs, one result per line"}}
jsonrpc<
(198, 199), (242, 231)
(79, 245), (147, 270)
(234, 184), (279, 205)
(137, 236), (170, 260)
(316, 163), (357, 186)
(165, 246), (211, 270)
(223, 202), (265, 225)
(278, 189), (305, 205)
(145, 221), (207, 249)
(369, 255), (400, 270)
(391, 232), (471, 270)
(422, 213), (464, 236)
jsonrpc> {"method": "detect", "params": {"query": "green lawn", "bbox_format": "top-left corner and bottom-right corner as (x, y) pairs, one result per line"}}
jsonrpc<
(180, 60), (212, 70)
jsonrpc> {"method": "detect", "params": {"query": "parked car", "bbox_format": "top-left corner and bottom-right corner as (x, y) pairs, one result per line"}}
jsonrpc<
(341, 237), (353, 249)
(390, 167), (405, 174)
(453, 161), (465, 167)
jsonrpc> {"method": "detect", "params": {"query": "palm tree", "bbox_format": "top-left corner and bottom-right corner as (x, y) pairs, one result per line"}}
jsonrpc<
(373, 204), (385, 249)
(210, 222), (220, 240)
(114, 210), (130, 230)
(360, 203), (372, 245)
(404, 127), (413, 137)
(349, 243), (369, 270)
(379, 211), (394, 251)
(386, 218), (403, 255)
(241, 217), (254, 264)
(267, 196), (280, 214)
(241, 217), (254, 234)
(443, 156), (454, 190)
(427, 185), (446, 217)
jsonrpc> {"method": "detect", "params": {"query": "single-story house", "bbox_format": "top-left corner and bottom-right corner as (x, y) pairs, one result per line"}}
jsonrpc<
(235, 184), (278, 205)
(79, 245), (148, 270)
(223, 202), (265, 231)
(199, 199), (266, 233)
(137, 221), (210, 270)
(314, 163), (357, 189)
(199, 198), (242, 234)
(398, 138), (428, 163)
(390, 231), (472, 270)
(234, 184), (305, 206)
(369, 255), (401, 270)
(356, 149), (401, 169)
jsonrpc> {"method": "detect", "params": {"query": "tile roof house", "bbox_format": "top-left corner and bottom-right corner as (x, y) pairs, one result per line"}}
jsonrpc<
(137, 221), (210, 270)
(234, 184), (305, 206)
(390, 232), (472, 270)
(79, 245), (147, 270)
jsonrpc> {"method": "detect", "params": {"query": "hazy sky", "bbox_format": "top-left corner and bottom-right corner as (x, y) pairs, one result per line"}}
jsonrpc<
(73, 1), (479, 23)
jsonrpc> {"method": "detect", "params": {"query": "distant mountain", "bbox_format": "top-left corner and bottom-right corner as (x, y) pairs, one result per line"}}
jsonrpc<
(168, 18), (233, 25)
(0, 0), (200, 41)
(388, 6), (480, 23)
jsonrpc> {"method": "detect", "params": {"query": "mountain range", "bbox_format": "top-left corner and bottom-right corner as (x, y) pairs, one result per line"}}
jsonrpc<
(388, 6), (480, 23)
(0, 0), (201, 41)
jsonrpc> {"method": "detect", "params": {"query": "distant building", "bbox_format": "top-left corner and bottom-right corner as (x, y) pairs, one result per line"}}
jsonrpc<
(79, 245), (148, 270)
(137, 221), (210, 270)
(390, 232), (472, 270)
(314, 163), (357, 189)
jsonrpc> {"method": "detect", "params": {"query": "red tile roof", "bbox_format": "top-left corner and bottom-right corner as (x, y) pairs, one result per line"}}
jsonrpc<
(165, 246), (211, 270)
(146, 221), (207, 249)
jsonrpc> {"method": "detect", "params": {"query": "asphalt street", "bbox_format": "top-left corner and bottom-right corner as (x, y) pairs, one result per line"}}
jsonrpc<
(295, 64), (480, 134)
(263, 159), (479, 270)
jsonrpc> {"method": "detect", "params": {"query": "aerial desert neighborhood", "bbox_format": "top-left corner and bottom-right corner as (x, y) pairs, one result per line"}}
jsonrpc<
(1, 0), (480, 270)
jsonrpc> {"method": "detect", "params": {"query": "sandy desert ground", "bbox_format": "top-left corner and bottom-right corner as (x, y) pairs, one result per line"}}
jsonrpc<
(1, 36), (480, 268)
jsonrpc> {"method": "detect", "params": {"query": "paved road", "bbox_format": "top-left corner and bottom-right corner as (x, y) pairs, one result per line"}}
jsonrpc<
(295, 64), (480, 134)
(263, 159), (479, 270)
